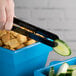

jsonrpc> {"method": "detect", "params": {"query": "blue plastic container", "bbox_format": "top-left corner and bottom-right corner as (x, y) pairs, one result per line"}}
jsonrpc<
(34, 57), (76, 76)
(0, 42), (53, 76)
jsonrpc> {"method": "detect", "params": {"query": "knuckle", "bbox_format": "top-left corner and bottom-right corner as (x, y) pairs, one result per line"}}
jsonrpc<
(7, 16), (13, 22)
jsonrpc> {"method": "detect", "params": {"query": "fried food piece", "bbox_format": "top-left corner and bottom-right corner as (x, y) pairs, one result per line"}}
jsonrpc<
(2, 33), (11, 44)
(3, 46), (10, 49)
(10, 31), (18, 37)
(26, 39), (36, 46)
(0, 40), (3, 46)
(0, 30), (7, 39)
(5, 39), (20, 48)
(0, 30), (36, 50)
(10, 33), (15, 39)
(10, 48), (15, 51)
(2, 32), (20, 48)
(17, 34), (27, 43)
(3, 46), (15, 51)
(16, 44), (25, 49)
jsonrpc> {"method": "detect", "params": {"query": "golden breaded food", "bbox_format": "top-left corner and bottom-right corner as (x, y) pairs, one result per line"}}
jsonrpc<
(10, 48), (15, 51)
(2, 33), (11, 44)
(0, 30), (7, 39)
(17, 34), (27, 43)
(16, 44), (25, 49)
(0, 30), (36, 50)
(3, 46), (10, 49)
(5, 39), (20, 48)
(0, 40), (3, 46)
(10, 33), (15, 39)
(10, 31), (18, 37)
(26, 39), (36, 46)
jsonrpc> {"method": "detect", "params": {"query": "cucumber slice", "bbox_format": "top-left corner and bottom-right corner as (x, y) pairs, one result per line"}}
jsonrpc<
(54, 39), (71, 56)
(58, 71), (72, 76)
(58, 73), (66, 76)
(66, 70), (72, 76)
(68, 65), (76, 71)
(72, 70), (76, 76)
(57, 63), (69, 76)
(49, 67), (55, 76)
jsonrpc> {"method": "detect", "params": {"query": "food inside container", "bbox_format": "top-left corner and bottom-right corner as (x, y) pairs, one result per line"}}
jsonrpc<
(48, 63), (76, 76)
(0, 30), (36, 51)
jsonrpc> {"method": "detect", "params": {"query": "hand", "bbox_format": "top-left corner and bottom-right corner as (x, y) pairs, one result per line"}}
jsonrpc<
(0, 0), (15, 30)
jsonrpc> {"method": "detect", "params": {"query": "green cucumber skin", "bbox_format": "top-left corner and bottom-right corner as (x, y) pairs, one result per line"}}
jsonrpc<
(58, 73), (71, 76)
(66, 71), (72, 76)
(49, 67), (55, 76)
(66, 73), (72, 76)
(54, 50), (71, 56)
(58, 73), (66, 76)
(54, 39), (71, 56)
(49, 71), (54, 76)
(67, 70), (73, 72)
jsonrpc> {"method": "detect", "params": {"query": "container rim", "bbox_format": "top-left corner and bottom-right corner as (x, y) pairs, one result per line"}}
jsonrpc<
(0, 42), (41, 54)
(36, 57), (76, 73)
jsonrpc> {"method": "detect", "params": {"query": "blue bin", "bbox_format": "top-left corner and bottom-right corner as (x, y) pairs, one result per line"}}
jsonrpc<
(0, 42), (53, 76)
(34, 57), (76, 76)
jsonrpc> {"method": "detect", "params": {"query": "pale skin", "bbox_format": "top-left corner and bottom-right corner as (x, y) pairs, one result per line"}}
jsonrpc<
(0, 0), (14, 30)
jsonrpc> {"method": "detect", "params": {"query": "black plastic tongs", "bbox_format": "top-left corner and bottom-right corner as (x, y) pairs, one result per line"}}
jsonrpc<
(12, 17), (59, 47)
